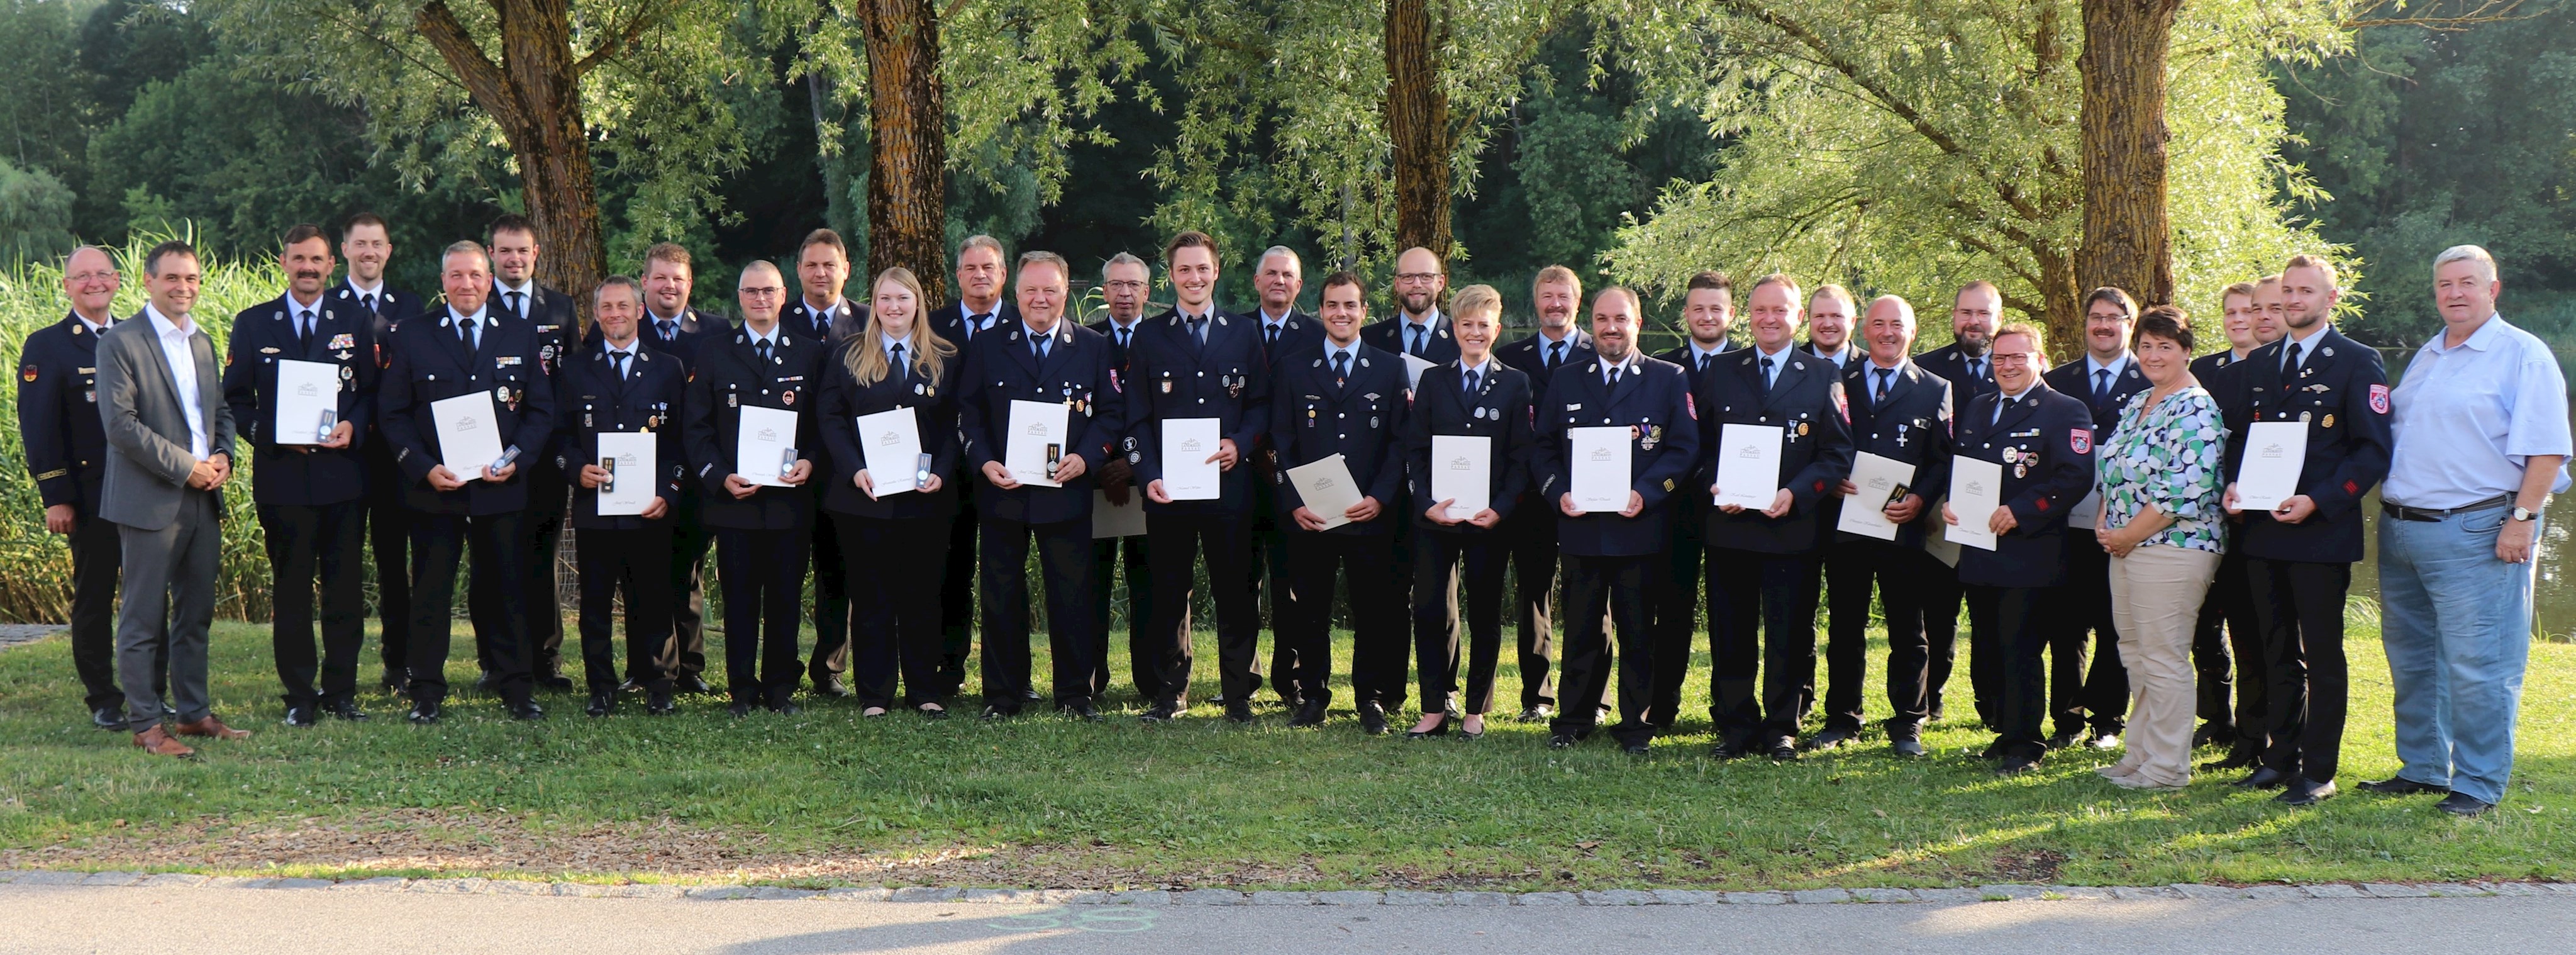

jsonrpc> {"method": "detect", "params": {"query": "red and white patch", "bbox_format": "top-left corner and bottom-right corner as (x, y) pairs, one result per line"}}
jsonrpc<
(1685, 393), (1699, 420)
(2368, 383), (2390, 415)
(2069, 428), (2092, 455)
(1831, 383), (1849, 422)
(1109, 369), (1123, 394)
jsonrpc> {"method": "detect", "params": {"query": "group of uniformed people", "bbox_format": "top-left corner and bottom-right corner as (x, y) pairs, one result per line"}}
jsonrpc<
(21, 218), (2560, 814)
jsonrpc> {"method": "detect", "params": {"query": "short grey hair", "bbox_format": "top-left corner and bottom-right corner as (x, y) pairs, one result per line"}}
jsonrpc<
(2434, 244), (2498, 282)
(594, 274), (643, 305)
(958, 234), (1006, 262)
(1257, 245), (1301, 271)
(1018, 250), (1072, 285)
(1867, 294), (1915, 327)
(1102, 251), (1148, 283)
(440, 240), (489, 269)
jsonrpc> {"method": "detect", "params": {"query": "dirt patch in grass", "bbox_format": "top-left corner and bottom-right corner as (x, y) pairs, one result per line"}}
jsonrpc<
(1, 810), (1335, 888)
(1984, 848), (2068, 884)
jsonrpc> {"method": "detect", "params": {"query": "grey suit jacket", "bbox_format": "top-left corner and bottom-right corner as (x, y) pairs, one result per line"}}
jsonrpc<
(94, 310), (235, 530)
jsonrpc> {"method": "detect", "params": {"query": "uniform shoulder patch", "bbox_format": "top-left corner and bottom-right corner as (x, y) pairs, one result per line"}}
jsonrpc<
(19, 364), (35, 382)
(2368, 383), (2390, 415)
(2069, 428), (2092, 455)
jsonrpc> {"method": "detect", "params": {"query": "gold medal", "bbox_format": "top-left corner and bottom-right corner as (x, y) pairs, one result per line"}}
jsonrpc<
(2323, 414), (2334, 428)
(1798, 422), (1810, 437)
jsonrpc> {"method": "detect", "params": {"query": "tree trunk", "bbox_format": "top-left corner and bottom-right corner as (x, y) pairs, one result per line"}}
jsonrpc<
(416, 0), (607, 313)
(1385, 0), (1452, 258)
(2036, 247), (2084, 364)
(2075, 0), (2180, 331)
(863, 0), (949, 303)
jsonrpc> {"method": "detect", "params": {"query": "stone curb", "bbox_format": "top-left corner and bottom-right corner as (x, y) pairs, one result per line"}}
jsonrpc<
(3, 871), (2562, 905)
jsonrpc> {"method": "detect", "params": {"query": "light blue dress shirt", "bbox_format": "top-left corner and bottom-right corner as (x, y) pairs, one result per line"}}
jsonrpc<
(2383, 314), (2573, 508)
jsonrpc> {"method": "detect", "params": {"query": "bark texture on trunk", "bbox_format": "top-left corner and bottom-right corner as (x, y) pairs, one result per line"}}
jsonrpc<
(416, 0), (608, 309)
(2074, 0), (2181, 355)
(864, 0), (950, 303)
(1385, 0), (1452, 258)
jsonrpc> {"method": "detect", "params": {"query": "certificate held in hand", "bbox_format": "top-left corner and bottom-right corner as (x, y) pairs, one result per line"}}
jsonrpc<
(1567, 426), (1631, 514)
(273, 359), (340, 445)
(1836, 450), (1916, 541)
(594, 432), (656, 516)
(2233, 420), (2307, 512)
(1946, 457), (2004, 551)
(1160, 417), (1223, 500)
(1005, 399), (1069, 488)
(1713, 423), (1784, 510)
(855, 408), (923, 495)
(429, 391), (505, 482)
(1430, 435), (1491, 521)
(1287, 453), (1363, 530)
(735, 405), (799, 487)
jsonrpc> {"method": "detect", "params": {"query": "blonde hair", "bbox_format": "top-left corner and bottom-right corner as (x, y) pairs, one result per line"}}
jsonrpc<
(2282, 254), (2341, 290)
(1993, 320), (2049, 370)
(1809, 283), (1858, 316)
(844, 267), (957, 388)
(1452, 284), (1503, 321)
(1531, 265), (1582, 306)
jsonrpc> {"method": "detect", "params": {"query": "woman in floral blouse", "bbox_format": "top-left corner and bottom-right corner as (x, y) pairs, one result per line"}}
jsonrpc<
(2094, 305), (2229, 790)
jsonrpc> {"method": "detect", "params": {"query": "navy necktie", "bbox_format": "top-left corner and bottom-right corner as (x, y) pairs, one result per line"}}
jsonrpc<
(1463, 367), (1480, 395)
(890, 342), (907, 382)
(459, 316), (479, 355)
(2093, 368), (2111, 405)
(1760, 355), (1776, 391)
(2284, 340), (2304, 373)
(1332, 350), (1350, 385)
(1547, 340), (1565, 369)
(505, 289), (525, 321)
(296, 308), (314, 348)
(1189, 316), (1208, 348)
(611, 350), (630, 381)
(1875, 367), (1894, 403)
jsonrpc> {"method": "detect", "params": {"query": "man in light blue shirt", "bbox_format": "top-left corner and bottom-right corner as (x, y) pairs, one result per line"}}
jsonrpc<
(2371, 244), (2571, 817)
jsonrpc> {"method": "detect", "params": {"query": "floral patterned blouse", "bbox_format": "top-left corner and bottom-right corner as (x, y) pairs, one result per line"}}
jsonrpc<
(2099, 384), (2228, 554)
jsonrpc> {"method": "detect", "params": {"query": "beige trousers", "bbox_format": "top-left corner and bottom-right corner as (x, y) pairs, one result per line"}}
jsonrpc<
(2106, 544), (2222, 787)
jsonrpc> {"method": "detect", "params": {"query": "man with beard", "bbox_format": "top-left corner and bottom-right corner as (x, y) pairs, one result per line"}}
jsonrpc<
(479, 215), (577, 692)
(1493, 265), (1593, 722)
(1913, 280), (2004, 723)
(1364, 247), (1460, 364)
(336, 215), (423, 693)
(1646, 270), (1736, 730)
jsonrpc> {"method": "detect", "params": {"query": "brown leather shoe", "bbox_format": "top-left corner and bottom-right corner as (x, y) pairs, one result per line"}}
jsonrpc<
(171, 715), (252, 740)
(133, 724), (197, 757)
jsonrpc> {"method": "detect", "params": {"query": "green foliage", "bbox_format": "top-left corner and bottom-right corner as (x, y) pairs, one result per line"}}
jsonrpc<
(0, 231), (280, 622)
(0, 161), (74, 264)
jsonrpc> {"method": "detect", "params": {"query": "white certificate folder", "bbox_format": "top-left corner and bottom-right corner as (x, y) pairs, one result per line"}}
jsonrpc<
(736, 405), (799, 487)
(2234, 421), (2307, 512)
(429, 392), (505, 481)
(273, 359), (340, 445)
(1946, 457), (2004, 551)
(855, 408), (923, 495)
(1160, 417), (1223, 500)
(1567, 426), (1630, 513)
(1713, 423), (1784, 510)
(594, 432), (656, 516)
(1430, 435), (1491, 521)
(1005, 399), (1070, 488)
(1836, 451), (1916, 541)
(1287, 453), (1363, 530)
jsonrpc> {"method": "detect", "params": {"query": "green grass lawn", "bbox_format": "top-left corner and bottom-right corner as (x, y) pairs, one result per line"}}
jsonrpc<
(0, 619), (2568, 890)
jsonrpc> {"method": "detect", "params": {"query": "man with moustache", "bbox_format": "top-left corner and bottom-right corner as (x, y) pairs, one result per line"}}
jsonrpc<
(1088, 252), (1167, 698)
(223, 224), (376, 725)
(1914, 280), (2006, 723)
(2040, 288), (2151, 750)
(1247, 245), (1321, 706)
(480, 215), (577, 692)
(378, 241), (557, 722)
(1126, 230), (1272, 723)
(2221, 255), (2391, 807)
(1492, 264), (1594, 722)
(930, 234), (1019, 697)
(2186, 279), (2277, 764)
(1827, 296), (1953, 756)
(1696, 274), (1856, 760)
(19, 246), (164, 729)
(1364, 247), (1461, 364)
(784, 230), (865, 699)
(1535, 287), (1699, 753)
(1646, 270), (1736, 730)
(336, 214), (423, 693)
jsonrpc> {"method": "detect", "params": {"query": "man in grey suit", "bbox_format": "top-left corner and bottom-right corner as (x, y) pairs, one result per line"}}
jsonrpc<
(95, 240), (246, 757)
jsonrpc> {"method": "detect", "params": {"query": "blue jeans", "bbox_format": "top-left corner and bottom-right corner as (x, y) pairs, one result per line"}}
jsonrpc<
(2377, 506), (2539, 805)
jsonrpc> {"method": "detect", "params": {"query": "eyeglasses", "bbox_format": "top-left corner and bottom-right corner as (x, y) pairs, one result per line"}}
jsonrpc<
(739, 286), (786, 298)
(1394, 272), (1441, 282)
(67, 270), (118, 285)
(1989, 352), (2037, 366)
(1103, 280), (1147, 292)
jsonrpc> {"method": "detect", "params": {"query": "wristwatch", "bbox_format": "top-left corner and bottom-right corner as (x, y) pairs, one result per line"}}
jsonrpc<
(2511, 506), (2539, 522)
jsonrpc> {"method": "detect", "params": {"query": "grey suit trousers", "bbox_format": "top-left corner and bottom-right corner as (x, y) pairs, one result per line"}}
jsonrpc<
(118, 489), (221, 729)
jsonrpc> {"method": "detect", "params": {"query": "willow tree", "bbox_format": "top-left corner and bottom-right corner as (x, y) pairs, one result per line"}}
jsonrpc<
(1606, 0), (2348, 353)
(1141, 0), (1557, 272)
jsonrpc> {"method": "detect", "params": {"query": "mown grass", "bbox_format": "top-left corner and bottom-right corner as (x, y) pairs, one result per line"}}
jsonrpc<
(0, 618), (2568, 891)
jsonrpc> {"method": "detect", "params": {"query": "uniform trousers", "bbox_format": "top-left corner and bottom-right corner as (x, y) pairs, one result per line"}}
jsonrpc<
(938, 495), (979, 694)
(260, 500), (367, 707)
(1969, 584), (2051, 762)
(1090, 534), (1164, 698)
(1921, 566), (1968, 723)
(1506, 506), (1560, 710)
(69, 496), (157, 713)
(837, 513), (952, 708)
(2247, 557), (2351, 784)
(1413, 529), (1509, 715)
(364, 473), (414, 679)
(574, 525), (677, 695)
(2051, 536), (2128, 737)
(1278, 530), (1404, 708)
(662, 489), (714, 683)
(1645, 508), (1706, 728)
(408, 510), (533, 706)
(807, 517), (853, 686)
(1831, 539), (1943, 738)
(1249, 471), (1296, 701)
(1145, 511), (1258, 706)
(1552, 553), (1655, 746)
(979, 515), (1097, 708)
(2106, 545), (2222, 788)
(1706, 546), (1824, 747)
(469, 478), (565, 679)
(713, 526), (811, 706)
(2190, 546), (2262, 744)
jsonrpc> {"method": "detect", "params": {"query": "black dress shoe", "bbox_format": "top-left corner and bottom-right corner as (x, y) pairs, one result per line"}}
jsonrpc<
(1621, 740), (1650, 756)
(769, 700), (801, 716)
(1890, 738), (1927, 758)
(1547, 733), (1579, 749)
(92, 707), (124, 730)
(2436, 792), (2496, 817)
(1407, 710), (1460, 740)
(2192, 722), (2235, 747)
(406, 701), (441, 724)
(811, 675), (853, 698)
(1289, 698), (1328, 728)
(1767, 742), (1799, 761)
(1806, 727), (1856, 752)
(2044, 730), (2082, 750)
(1997, 755), (2041, 776)
(1058, 700), (1102, 722)
(1225, 700), (1256, 724)
(2209, 747), (2260, 771)
(1711, 739), (1751, 760)
(1356, 701), (1389, 735)
(980, 705), (1018, 720)
(645, 690), (676, 715)
(323, 699), (370, 721)
(474, 672), (498, 694)
(2233, 766), (2290, 790)
(1519, 705), (1555, 723)
(586, 693), (614, 717)
(282, 705), (319, 728)
(379, 669), (408, 692)
(918, 705), (950, 720)
(1140, 701), (1180, 723)
(1979, 739), (2007, 759)
(536, 674), (575, 692)
(727, 701), (755, 718)
(508, 701), (547, 721)
(2277, 778), (2337, 806)
(2357, 776), (2449, 796)
(675, 676), (717, 695)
